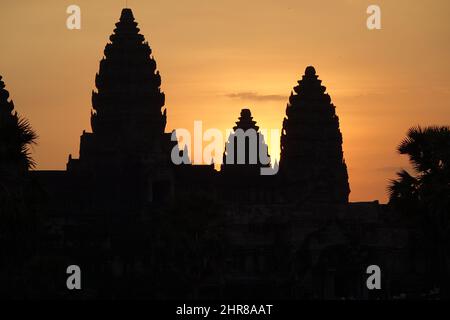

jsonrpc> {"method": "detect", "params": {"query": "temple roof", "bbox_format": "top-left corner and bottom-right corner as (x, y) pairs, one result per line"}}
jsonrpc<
(68, 8), (169, 170)
(279, 66), (349, 203)
(90, 7), (166, 136)
(305, 66), (316, 77)
(233, 109), (259, 131)
(120, 8), (134, 21)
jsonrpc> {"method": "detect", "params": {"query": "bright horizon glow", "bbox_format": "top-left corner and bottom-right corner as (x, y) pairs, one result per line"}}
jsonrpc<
(1, 0), (449, 203)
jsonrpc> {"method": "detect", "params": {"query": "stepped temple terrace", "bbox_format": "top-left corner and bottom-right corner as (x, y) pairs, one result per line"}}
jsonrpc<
(0, 8), (446, 299)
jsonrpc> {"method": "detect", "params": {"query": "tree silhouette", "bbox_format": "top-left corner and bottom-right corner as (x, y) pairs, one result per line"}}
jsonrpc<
(0, 75), (38, 298)
(388, 125), (450, 297)
(0, 76), (37, 176)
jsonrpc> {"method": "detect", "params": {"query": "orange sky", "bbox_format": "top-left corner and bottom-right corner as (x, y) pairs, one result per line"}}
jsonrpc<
(1, 0), (449, 203)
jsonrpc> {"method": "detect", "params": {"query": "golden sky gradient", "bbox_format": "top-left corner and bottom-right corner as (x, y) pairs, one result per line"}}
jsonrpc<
(1, 0), (449, 203)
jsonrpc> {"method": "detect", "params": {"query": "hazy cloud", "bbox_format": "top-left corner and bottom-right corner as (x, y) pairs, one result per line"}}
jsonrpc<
(226, 91), (286, 102)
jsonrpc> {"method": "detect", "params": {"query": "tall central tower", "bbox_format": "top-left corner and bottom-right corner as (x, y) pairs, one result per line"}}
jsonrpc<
(68, 8), (173, 206)
(69, 8), (169, 172)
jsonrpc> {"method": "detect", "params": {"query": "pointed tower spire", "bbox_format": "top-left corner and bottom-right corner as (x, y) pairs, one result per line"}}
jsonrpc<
(222, 108), (270, 175)
(91, 8), (166, 138)
(233, 108), (259, 131)
(279, 66), (350, 203)
(70, 8), (168, 171)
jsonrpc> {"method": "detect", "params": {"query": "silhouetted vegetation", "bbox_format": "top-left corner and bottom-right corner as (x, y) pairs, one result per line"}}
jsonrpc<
(389, 126), (450, 297)
(0, 76), (40, 298)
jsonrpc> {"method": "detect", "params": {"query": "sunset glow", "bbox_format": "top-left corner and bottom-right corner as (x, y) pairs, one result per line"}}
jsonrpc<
(1, 0), (449, 202)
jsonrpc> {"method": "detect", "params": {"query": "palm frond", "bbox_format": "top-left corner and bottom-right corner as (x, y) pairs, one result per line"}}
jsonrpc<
(17, 116), (38, 169)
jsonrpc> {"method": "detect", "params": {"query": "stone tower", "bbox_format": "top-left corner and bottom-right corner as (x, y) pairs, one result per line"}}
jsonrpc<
(221, 109), (271, 176)
(279, 66), (350, 203)
(67, 8), (174, 206)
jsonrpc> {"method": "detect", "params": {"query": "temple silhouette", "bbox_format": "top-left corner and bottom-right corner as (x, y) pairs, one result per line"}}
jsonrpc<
(1, 8), (440, 299)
